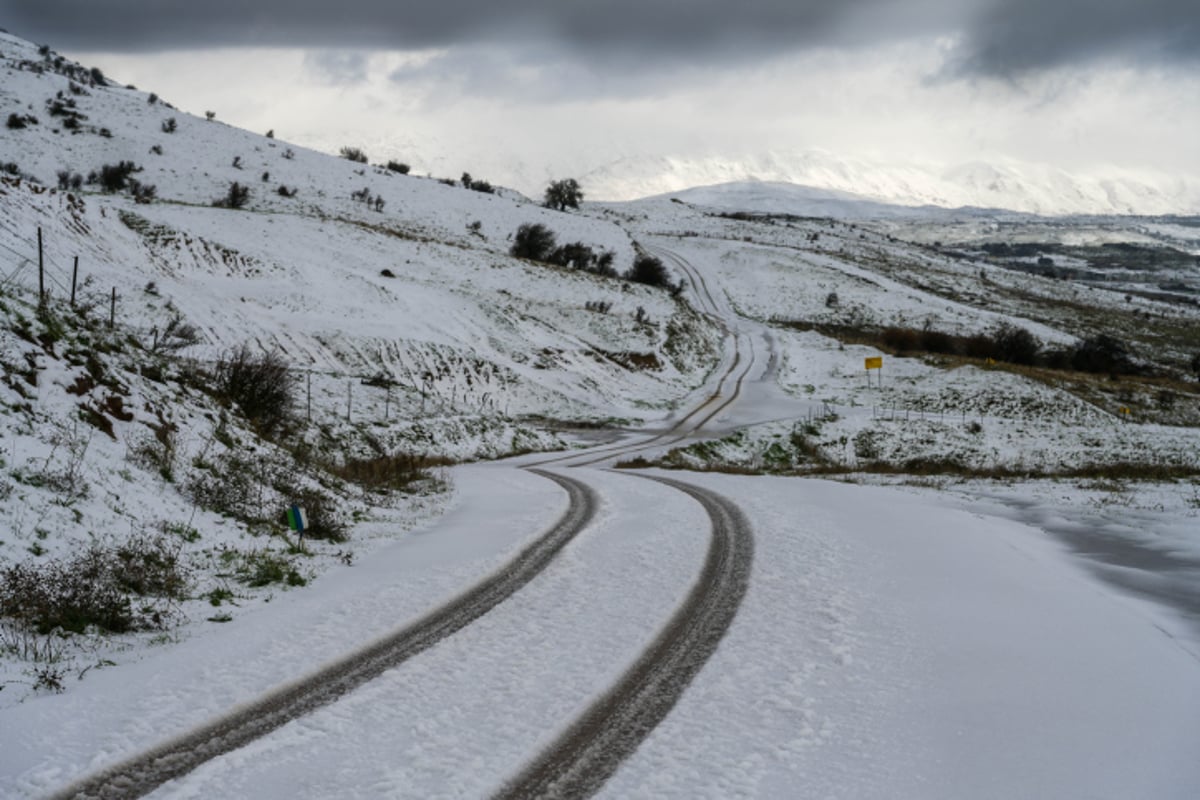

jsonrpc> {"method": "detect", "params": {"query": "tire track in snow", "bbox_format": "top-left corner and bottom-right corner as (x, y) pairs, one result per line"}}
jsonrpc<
(531, 245), (752, 469)
(494, 474), (754, 800)
(561, 328), (756, 468)
(646, 245), (723, 320)
(48, 469), (598, 800)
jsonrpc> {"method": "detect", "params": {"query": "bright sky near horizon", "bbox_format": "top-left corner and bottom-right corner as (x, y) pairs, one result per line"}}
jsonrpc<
(6, 0), (1198, 197)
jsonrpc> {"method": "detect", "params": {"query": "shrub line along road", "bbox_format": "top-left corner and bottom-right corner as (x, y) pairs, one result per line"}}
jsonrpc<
(49, 247), (757, 799)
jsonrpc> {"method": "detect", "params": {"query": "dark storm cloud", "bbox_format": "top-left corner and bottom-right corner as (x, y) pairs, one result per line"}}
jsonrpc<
(2, 1), (892, 53)
(6, 0), (1197, 76)
(952, 0), (1200, 76)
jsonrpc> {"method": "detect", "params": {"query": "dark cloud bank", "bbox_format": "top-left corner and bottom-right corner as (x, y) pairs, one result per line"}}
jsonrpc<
(6, 0), (1197, 77)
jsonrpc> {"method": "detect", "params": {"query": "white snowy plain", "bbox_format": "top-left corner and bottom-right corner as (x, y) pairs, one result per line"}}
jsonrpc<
(3, 464), (1199, 799)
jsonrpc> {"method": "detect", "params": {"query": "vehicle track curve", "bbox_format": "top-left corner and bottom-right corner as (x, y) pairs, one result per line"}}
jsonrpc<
(493, 473), (754, 800)
(49, 470), (598, 800)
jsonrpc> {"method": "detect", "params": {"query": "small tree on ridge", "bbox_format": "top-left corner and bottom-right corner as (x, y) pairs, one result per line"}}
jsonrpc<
(543, 178), (583, 211)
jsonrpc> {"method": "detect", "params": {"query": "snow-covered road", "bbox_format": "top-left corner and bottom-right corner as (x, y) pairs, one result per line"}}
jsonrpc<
(10, 465), (1199, 799)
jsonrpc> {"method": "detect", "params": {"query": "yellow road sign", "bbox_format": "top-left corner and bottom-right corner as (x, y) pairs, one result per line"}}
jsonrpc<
(864, 356), (883, 370)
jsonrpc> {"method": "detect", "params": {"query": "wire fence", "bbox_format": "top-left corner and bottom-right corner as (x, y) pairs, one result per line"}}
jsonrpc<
(0, 226), (82, 302)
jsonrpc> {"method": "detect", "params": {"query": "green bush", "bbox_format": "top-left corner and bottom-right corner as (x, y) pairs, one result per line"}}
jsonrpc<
(231, 549), (306, 587)
(543, 178), (583, 211)
(625, 255), (672, 289)
(511, 223), (557, 261)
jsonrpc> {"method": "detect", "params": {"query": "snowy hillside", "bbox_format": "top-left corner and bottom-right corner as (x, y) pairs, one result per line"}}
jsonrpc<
(582, 150), (1200, 216)
(0, 31), (721, 699)
(0, 31), (719, 426)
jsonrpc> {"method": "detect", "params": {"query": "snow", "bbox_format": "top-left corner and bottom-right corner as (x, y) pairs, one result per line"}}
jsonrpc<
(6, 466), (1199, 799)
(2, 29), (1200, 800)
(602, 474), (1200, 800)
(582, 152), (1200, 216)
(0, 466), (570, 794)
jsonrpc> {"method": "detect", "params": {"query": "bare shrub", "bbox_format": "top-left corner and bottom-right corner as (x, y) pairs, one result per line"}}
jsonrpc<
(129, 424), (178, 482)
(211, 344), (295, 435)
(282, 486), (348, 542)
(0, 621), (65, 663)
(213, 181), (250, 209)
(1070, 334), (1134, 375)
(187, 451), (267, 523)
(147, 311), (201, 353)
(919, 327), (957, 355)
(330, 453), (450, 494)
(991, 323), (1040, 365)
(0, 537), (187, 635)
(881, 327), (919, 353)
(963, 333), (995, 360)
(226, 549), (306, 587)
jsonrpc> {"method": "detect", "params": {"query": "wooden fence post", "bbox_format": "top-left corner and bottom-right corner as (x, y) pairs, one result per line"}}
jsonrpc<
(37, 227), (45, 306)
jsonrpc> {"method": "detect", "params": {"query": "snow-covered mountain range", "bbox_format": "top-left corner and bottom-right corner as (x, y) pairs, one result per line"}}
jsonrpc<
(286, 126), (1199, 217)
(581, 151), (1200, 216)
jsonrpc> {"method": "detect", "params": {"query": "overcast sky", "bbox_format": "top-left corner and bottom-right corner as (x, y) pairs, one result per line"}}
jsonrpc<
(6, 1), (1198, 197)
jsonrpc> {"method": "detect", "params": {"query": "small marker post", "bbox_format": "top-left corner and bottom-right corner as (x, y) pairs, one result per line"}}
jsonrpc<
(286, 505), (308, 547)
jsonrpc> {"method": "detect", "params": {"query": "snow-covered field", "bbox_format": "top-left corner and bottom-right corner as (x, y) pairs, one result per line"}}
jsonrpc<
(3, 30), (1200, 799)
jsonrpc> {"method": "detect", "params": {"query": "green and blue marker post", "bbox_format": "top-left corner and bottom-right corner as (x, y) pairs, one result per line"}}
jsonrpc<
(286, 505), (308, 545)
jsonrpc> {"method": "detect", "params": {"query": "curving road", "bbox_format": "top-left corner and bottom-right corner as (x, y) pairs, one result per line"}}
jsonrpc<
(531, 246), (757, 470)
(49, 471), (598, 800)
(48, 245), (758, 800)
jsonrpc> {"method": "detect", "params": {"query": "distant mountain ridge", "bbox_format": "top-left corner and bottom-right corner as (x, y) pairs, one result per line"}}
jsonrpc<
(636, 181), (1014, 221)
(581, 151), (1200, 217)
